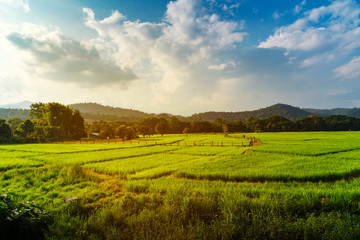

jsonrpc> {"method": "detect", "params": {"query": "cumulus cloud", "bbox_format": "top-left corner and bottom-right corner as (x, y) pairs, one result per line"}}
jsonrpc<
(6, 28), (137, 88)
(81, 0), (247, 112)
(334, 56), (360, 79)
(259, 0), (360, 52)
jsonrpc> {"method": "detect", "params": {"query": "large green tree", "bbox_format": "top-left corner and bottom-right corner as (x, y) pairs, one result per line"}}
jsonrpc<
(30, 102), (86, 140)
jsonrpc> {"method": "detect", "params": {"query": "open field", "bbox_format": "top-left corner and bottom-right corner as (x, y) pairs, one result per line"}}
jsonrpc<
(2, 132), (360, 239)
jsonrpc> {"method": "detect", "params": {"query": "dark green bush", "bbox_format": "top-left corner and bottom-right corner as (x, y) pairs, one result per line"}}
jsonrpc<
(0, 192), (51, 240)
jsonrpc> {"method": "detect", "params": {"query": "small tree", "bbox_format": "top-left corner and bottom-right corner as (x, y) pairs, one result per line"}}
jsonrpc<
(222, 123), (229, 136)
(155, 122), (168, 136)
(115, 125), (128, 140)
(183, 127), (190, 134)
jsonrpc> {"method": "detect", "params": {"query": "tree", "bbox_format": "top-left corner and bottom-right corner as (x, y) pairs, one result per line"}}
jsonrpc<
(70, 110), (86, 139)
(29, 102), (45, 119)
(191, 121), (212, 133)
(183, 127), (190, 134)
(137, 125), (151, 138)
(213, 118), (225, 132)
(30, 102), (86, 141)
(16, 119), (35, 137)
(99, 123), (114, 139)
(168, 116), (181, 133)
(296, 115), (324, 131)
(115, 125), (128, 140)
(0, 119), (12, 142)
(7, 118), (23, 132)
(155, 122), (168, 136)
(222, 123), (229, 136)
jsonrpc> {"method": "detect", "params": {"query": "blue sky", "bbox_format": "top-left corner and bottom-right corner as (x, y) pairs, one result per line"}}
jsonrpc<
(0, 0), (360, 115)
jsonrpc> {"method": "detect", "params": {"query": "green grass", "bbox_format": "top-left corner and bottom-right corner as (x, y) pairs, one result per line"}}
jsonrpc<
(2, 132), (360, 239)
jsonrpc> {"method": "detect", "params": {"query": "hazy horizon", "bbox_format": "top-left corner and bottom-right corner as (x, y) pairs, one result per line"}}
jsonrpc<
(1, 0), (360, 115)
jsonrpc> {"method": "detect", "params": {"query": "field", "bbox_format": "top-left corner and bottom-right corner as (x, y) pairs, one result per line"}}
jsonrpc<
(2, 132), (360, 239)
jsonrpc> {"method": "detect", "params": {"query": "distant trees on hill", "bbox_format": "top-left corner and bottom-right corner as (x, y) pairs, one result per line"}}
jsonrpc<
(2, 102), (360, 144)
(84, 114), (360, 139)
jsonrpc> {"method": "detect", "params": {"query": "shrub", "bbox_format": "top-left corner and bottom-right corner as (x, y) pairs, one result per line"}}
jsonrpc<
(0, 192), (51, 240)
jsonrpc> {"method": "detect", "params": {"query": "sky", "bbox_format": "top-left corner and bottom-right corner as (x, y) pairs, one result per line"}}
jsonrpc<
(0, 0), (360, 115)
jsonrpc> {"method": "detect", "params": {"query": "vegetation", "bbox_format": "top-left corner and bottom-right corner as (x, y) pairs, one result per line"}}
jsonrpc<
(0, 192), (51, 240)
(0, 108), (30, 120)
(1, 132), (360, 239)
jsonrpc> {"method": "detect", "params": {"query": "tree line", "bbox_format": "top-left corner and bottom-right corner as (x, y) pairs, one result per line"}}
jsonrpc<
(1, 102), (360, 143)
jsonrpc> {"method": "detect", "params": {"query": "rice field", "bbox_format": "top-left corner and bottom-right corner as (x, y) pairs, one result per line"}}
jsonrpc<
(2, 132), (360, 239)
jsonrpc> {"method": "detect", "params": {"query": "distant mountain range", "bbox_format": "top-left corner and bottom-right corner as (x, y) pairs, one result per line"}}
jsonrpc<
(1, 101), (360, 122)
(0, 101), (33, 109)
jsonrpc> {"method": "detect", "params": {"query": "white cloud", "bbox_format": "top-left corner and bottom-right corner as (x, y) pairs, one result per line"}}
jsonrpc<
(294, 0), (306, 14)
(334, 56), (360, 79)
(209, 63), (227, 70)
(6, 24), (137, 88)
(259, 0), (360, 52)
(80, 0), (247, 113)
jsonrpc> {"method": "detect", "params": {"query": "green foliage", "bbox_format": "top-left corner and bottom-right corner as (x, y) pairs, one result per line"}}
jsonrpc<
(0, 118), (12, 142)
(183, 127), (190, 134)
(155, 122), (168, 136)
(30, 102), (86, 141)
(0, 108), (30, 121)
(7, 117), (23, 131)
(16, 119), (35, 137)
(0, 192), (51, 240)
(115, 125), (136, 140)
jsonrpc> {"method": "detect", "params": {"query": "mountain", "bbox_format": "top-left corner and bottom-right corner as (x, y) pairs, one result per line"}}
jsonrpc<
(69, 102), (153, 122)
(0, 101), (33, 109)
(190, 104), (313, 121)
(2, 102), (360, 123)
(0, 108), (30, 120)
(303, 108), (360, 118)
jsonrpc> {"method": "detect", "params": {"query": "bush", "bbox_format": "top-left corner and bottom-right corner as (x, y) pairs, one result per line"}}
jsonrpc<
(0, 192), (51, 240)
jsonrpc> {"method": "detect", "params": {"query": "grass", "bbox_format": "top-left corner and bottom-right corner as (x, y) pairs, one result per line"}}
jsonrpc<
(2, 132), (360, 239)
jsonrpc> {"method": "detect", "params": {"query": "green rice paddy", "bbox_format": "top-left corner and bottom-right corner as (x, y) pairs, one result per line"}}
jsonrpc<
(2, 132), (360, 239)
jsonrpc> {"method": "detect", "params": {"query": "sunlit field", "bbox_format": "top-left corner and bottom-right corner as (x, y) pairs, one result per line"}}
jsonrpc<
(2, 132), (360, 239)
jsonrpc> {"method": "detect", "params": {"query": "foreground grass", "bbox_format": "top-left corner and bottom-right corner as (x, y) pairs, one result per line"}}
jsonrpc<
(2, 132), (360, 239)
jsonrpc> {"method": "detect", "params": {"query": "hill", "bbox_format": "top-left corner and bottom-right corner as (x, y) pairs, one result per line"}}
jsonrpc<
(2, 102), (360, 123)
(69, 102), (153, 122)
(0, 101), (32, 109)
(190, 104), (313, 121)
(0, 108), (30, 120)
(303, 108), (360, 118)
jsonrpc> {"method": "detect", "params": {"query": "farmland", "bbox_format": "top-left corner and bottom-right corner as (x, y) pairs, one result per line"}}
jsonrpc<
(2, 132), (360, 239)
